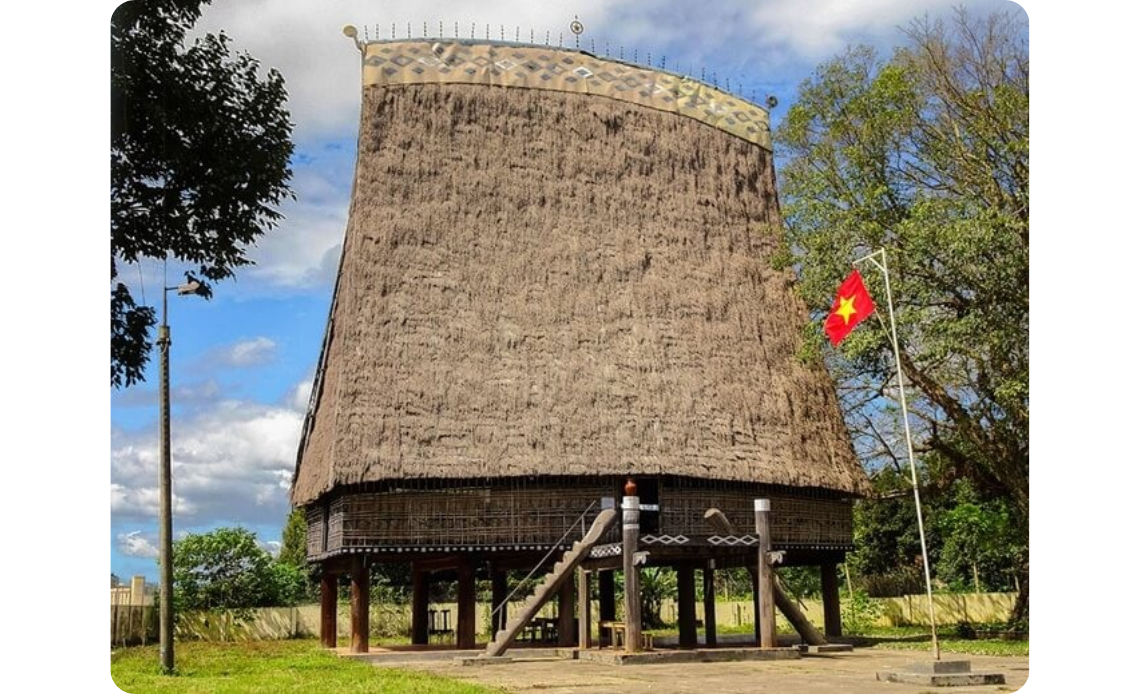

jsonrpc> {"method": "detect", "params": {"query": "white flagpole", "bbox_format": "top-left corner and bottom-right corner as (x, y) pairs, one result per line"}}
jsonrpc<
(853, 247), (940, 661)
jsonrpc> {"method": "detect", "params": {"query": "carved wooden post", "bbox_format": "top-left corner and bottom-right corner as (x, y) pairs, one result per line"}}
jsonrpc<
(755, 499), (776, 648)
(622, 490), (642, 653)
(320, 567), (337, 648)
(350, 556), (369, 653)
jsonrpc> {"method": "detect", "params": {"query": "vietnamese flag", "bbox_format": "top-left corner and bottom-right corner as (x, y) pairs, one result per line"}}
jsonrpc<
(824, 270), (876, 346)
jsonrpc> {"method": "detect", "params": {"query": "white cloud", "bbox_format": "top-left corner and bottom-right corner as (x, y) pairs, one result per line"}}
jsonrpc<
(111, 400), (303, 527)
(117, 531), (160, 559)
(288, 378), (314, 413)
(221, 337), (278, 367)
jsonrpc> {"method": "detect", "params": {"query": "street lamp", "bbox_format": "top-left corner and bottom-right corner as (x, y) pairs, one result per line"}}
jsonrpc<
(157, 275), (208, 673)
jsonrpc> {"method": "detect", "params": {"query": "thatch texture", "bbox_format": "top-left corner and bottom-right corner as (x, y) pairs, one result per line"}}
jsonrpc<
(292, 79), (870, 506)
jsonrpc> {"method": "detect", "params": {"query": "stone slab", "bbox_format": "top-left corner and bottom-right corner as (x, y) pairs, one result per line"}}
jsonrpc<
(877, 670), (1006, 686)
(575, 647), (800, 666)
(799, 643), (853, 654)
(905, 659), (972, 674)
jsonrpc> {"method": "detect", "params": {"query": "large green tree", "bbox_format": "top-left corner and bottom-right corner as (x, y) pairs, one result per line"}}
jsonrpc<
(774, 8), (1028, 621)
(111, 0), (293, 388)
(172, 527), (306, 611)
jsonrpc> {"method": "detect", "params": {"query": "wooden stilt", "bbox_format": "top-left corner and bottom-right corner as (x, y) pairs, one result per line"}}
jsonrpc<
(577, 567), (592, 649)
(411, 566), (429, 645)
(599, 570), (616, 647)
(557, 578), (575, 646)
(320, 569), (337, 648)
(456, 558), (477, 649)
(491, 568), (508, 635)
(350, 557), (369, 653)
(755, 499), (776, 648)
(677, 564), (697, 648)
(621, 494), (642, 653)
(703, 562), (717, 647)
(821, 562), (842, 638)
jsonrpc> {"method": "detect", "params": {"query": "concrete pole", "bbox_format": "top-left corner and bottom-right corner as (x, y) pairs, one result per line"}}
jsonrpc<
(622, 494), (642, 653)
(157, 311), (174, 673)
(754, 499), (776, 648)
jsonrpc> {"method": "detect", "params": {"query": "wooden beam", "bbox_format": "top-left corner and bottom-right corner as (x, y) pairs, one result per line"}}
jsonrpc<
(821, 562), (842, 638)
(320, 569), (337, 648)
(677, 564), (698, 649)
(755, 500), (776, 648)
(557, 578), (575, 646)
(350, 557), (369, 653)
(490, 568), (508, 635)
(411, 567), (429, 645)
(456, 557), (477, 649)
(703, 563), (717, 647)
(577, 567), (591, 649)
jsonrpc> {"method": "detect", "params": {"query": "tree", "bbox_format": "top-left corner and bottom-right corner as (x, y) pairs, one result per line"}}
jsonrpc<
(774, 8), (1028, 622)
(111, 0), (294, 388)
(278, 508), (309, 571)
(171, 527), (305, 612)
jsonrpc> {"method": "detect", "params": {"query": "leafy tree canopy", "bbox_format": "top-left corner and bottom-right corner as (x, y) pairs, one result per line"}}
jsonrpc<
(773, 7), (1027, 620)
(172, 527), (306, 612)
(111, 0), (294, 388)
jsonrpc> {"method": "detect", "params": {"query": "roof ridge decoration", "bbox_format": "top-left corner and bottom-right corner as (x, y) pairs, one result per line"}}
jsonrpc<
(354, 38), (772, 151)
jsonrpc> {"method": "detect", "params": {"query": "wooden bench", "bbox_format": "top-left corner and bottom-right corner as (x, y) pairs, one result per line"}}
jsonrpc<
(599, 621), (654, 650)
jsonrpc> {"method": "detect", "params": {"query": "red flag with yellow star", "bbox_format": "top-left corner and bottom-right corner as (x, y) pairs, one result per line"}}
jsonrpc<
(825, 270), (876, 346)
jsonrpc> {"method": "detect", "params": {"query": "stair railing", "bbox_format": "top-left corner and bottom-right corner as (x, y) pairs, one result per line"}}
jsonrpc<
(489, 499), (598, 632)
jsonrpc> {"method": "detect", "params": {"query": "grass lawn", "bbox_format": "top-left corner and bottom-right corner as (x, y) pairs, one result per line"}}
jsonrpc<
(110, 639), (505, 694)
(847, 626), (1028, 657)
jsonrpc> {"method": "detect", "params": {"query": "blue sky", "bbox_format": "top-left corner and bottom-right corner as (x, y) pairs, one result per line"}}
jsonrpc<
(105, 0), (1029, 583)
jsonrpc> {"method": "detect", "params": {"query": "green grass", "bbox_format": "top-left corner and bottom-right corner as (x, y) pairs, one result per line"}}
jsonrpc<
(851, 626), (1028, 657)
(110, 639), (505, 694)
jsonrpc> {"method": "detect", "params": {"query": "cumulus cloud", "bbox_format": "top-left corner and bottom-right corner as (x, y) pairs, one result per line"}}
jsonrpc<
(222, 337), (278, 367)
(110, 399), (304, 527)
(117, 531), (160, 559)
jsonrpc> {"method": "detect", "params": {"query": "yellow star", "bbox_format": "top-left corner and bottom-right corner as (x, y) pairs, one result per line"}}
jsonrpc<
(835, 295), (857, 324)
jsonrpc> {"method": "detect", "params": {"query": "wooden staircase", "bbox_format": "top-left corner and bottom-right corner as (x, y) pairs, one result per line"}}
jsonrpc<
(484, 508), (618, 657)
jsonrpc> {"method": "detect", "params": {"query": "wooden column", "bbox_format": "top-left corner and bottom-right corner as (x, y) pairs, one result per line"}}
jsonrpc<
(599, 570), (616, 647)
(821, 562), (842, 638)
(755, 499), (776, 648)
(411, 567), (429, 645)
(703, 562), (717, 647)
(557, 578), (576, 646)
(320, 568), (337, 648)
(621, 494), (642, 653)
(677, 564), (698, 649)
(577, 567), (592, 649)
(350, 557), (369, 653)
(490, 568), (509, 635)
(456, 558), (477, 649)
(751, 568), (761, 642)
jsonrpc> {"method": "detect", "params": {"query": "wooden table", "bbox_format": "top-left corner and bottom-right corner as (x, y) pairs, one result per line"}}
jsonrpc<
(599, 620), (653, 650)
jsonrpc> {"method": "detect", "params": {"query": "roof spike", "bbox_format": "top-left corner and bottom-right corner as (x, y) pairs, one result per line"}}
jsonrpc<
(423, 22), (428, 38)
(545, 30), (550, 46)
(440, 21), (444, 37)
(559, 32), (563, 47)
(362, 24), (368, 41)
(392, 23), (395, 39)
(516, 26), (520, 42)
(471, 23), (475, 39)
(486, 24), (490, 40)
(500, 25), (504, 41)
(407, 22), (411, 39)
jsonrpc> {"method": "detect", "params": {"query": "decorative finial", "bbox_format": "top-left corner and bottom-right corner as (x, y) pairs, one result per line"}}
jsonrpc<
(570, 16), (584, 49)
(766, 95), (779, 110)
(624, 478), (638, 496)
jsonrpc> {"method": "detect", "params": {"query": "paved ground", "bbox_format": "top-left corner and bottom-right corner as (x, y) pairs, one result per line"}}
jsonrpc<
(361, 648), (1030, 693)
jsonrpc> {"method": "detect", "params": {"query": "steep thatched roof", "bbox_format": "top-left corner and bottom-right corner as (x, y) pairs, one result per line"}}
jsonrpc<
(292, 43), (870, 506)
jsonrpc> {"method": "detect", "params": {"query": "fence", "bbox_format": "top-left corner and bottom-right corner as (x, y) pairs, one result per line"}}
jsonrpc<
(111, 592), (1018, 645)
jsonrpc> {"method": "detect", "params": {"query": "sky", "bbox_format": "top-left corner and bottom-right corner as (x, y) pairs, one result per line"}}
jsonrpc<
(11, 0), (1130, 689)
(105, 0), (1029, 583)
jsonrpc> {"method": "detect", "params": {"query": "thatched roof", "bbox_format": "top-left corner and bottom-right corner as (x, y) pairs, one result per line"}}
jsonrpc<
(291, 43), (870, 506)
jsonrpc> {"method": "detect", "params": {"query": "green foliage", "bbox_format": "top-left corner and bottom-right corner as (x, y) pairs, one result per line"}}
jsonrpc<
(841, 590), (885, 634)
(935, 480), (1024, 593)
(775, 7), (1028, 621)
(172, 527), (306, 614)
(278, 508), (309, 570)
(111, 0), (294, 388)
(639, 568), (677, 628)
